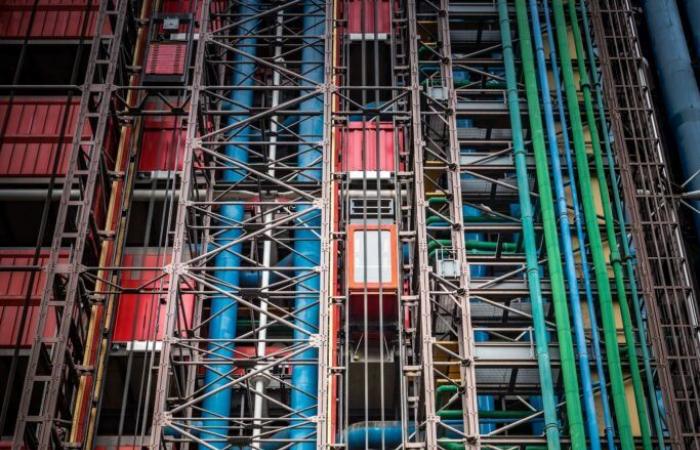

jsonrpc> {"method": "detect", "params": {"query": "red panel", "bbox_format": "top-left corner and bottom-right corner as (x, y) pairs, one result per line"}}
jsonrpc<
(346, 0), (392, 34)
(0, 1), (109, 39)
(0, 249), (51, 305)
(341, 122), (401, 172)
(145, 42), (187, 76)
(112, 249), (195, 343)
(232, 345), (289, 376)
(0, 249), (67, 347)
(348, 292), (398, 322)
(0, 97), (91, 177)
(161, 0), (227, 30)
(139, 98), (187, 171)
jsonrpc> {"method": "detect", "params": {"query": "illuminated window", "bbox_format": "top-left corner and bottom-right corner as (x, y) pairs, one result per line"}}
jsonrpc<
(352, 230), (393, 284)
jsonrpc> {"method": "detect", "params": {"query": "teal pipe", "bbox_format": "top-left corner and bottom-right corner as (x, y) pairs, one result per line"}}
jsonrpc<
(497, 1), (561, 447)
(541, 1), (616, 446)
(513, 1), (586, 446)
(578, 3), (665, 445)
(551, 1), (635, 448)
(527, 0), (600, 446)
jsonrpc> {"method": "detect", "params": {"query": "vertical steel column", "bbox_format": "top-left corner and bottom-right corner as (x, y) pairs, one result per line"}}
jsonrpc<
(434, 0), (480, 445)
(588, 0), (700, 446)
(149, 1), (332, 448)
(406, 2), (439, 450)
(12, 1), (131, 448)
(408, 0), (479, 448)
(149, 0), (211, 445)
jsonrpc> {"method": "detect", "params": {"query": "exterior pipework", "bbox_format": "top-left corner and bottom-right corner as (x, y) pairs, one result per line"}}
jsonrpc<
(201, 2), (261, 448)
(526, 0), (601, 446)
(680, 0), (700, 60)
(290, 2), (324, 450)
(642, 0), (700, 241)
(550, 1), (636, 448)
(578, 2), (666, 445)
(514, 1), (587, 446)
(541, 1), (616, 446)
(567, 3), (652, 448)
(497, 1), (561, 447)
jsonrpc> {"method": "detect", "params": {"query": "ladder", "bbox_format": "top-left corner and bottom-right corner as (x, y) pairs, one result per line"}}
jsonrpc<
(12, 1), (130, 448)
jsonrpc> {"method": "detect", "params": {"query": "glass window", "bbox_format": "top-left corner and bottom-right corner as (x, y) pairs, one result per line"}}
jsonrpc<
(353, 230), (392, 284)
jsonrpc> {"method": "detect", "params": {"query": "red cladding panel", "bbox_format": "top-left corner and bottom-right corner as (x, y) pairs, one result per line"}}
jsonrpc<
(0, 97), (91, 176)
(161, 0), (226, 29)
(145, 43), (188, 76)
(341, 122), (400, 172)
(0, 249), (67, 347)
(112, 250), (195, 343)
(347, 0), (392, 34)
(0, 250), (51, 305)
(0, 1), (108, 39)
(348, 292), (398, 322)
(139, 99), (187, 171)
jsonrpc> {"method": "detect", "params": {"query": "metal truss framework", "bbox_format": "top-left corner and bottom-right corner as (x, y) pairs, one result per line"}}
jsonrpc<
(589, 0), (700, 446)
(4, 0), (698, 449)
(4, 1), (200, 447)
(148, 0), (333, 448)
(408, 0), (480, 448)
(11, 1), (137, 448)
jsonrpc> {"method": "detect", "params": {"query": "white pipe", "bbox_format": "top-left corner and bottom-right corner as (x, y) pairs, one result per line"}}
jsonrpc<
(251, 11), (284, 450)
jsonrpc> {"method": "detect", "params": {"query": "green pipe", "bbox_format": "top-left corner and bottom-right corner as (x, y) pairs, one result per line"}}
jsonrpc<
(566, 2), (653, 448)
(578, 3), (665, 445)
(550, 1), (636, 448)
(497, 1), (561, 447)
(428, 238), (518, 253)
(514, 1), (586, 446)
(426, 215), (509, 225)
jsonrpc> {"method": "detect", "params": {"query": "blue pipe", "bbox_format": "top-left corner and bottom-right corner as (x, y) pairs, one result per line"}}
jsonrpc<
(238, 253), (295, 287)
(528, 1), (600, 446)
(680, 0), (700, 59)
(473, 332), (495, 433)
(290, 3), (324, 450)
(201, 2), (261, 448)
(541, 1), (616, 446)
(643, 0), (700, 242)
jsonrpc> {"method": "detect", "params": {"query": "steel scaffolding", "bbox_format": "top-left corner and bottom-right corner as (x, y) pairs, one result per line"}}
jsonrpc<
(590, 0), (700, 446)
(1, 0), (700, 449)
(147, 1), (334, 447)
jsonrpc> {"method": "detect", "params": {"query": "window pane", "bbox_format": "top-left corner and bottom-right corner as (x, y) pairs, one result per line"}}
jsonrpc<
(353, 230), (392, 283)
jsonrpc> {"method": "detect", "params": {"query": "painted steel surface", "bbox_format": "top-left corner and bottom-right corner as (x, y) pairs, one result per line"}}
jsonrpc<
(0, 249), (66, 346)
(0, 97), (88, 176)
(0, 1), (106, 39)
(341, 122), (400, 173)
(112, 250), (195, 343)
(346, 0), (392, 34)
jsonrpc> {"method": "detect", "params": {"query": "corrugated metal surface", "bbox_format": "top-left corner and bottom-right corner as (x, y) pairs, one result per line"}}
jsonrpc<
(139, 98), (187, 171)
(0, 249), (51, 305)
(144, 42), (188, 76)
(112, 249), (195, 343)
(341, 122), (401, 172)
(0, 97), (90, 176)
(161, 0), (226, 29)
(0, 249), (66, 347)
(347, 0), (392, 34)
(0, 0), (107, 39)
